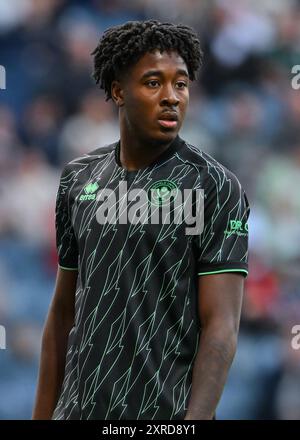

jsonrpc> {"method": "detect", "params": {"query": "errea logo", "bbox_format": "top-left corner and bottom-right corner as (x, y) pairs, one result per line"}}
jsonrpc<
(80, 182), (99, 201)
(224, 220), (248, 237)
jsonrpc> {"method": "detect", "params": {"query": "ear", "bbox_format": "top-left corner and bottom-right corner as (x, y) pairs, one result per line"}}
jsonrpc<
(111, 80), (124, 107)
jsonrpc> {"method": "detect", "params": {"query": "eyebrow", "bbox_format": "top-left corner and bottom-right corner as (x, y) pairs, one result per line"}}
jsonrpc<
(140, 69), (189, 80)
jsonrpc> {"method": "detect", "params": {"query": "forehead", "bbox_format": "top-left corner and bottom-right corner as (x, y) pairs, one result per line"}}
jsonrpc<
(130, 50), (188, 77)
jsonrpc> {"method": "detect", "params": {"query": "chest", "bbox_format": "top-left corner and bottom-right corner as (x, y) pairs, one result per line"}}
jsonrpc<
(69, 162), (204, 254)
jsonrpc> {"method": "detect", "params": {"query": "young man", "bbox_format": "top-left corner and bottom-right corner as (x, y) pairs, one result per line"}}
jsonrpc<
(33, 20), (249, 420)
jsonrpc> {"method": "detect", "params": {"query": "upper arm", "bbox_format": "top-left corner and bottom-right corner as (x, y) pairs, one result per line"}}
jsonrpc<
(194, 170), (249, 338)
(55, 164), (78, 270)
(47, 267), (78, 326)
(49, 163), (79, 327)
(197, 273), (244, 337)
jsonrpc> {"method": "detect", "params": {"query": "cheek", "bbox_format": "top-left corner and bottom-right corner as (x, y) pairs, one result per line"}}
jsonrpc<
(135, 89), (158, 108)
(180, 93), (189, 112)
(126, 92), (157, 117)
(182, 89), (189, 103)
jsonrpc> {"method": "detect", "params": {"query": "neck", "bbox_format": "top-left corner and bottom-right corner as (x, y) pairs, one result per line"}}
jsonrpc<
(119, 121), (176, 171)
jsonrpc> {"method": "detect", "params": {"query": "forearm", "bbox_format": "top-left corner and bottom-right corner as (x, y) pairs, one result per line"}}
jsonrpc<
(184, 329), (237, 420)
(32, 313), (73, 419)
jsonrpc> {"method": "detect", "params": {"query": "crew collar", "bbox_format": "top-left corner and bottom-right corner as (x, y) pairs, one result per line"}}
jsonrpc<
(114, 135), (185, 173)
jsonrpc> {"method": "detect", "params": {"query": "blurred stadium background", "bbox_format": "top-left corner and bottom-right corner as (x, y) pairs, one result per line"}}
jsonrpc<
(0, 0), (300, 420)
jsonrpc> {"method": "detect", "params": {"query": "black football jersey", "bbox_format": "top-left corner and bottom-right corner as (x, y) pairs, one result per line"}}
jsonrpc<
(52, 135), (249, 420)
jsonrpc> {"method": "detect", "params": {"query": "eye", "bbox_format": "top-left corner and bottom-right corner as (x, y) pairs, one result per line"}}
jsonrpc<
(146, 80), (160, 88)
(176, 81), (188, 89)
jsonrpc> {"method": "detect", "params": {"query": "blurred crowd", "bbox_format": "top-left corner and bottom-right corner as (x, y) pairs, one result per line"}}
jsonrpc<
(0, 0), (300, 419)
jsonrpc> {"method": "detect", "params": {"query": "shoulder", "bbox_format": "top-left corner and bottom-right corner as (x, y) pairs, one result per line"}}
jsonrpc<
(60, 142), (117, 178)
(178, 139), (244, 194)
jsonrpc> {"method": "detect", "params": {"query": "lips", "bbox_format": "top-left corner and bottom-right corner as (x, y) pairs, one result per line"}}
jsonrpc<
(158, 120), (178, 128)
(158, 112), (178, 129)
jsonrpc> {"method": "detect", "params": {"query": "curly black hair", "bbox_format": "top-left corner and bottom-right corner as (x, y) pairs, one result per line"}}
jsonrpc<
(91, 20), (203, 101)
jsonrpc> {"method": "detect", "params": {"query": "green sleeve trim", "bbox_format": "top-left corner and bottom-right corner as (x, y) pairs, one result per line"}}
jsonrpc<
(58, 264), (78, 271)
(198, 268), (248, 276)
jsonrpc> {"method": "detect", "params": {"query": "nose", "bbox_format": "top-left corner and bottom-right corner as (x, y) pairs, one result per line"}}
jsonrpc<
(160, 84), (180, 107)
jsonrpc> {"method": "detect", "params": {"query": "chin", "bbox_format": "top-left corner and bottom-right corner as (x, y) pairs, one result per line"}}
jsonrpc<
(154, 129), (178, 143)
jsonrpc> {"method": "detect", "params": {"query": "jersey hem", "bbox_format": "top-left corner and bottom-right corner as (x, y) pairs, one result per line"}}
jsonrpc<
(58, 264), (78, 271)
(198, 268), (248, 277)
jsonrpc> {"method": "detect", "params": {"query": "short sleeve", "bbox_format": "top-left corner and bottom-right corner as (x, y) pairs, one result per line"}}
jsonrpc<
(55, 164), (78, 270)
(195, 170), (250, 277)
